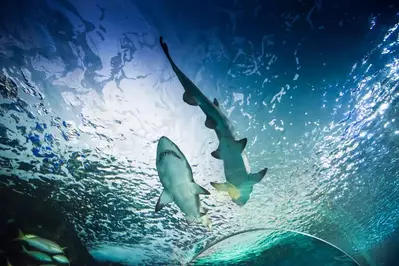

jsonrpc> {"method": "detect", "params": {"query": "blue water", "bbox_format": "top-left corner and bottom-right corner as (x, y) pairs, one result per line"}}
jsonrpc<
(0, 0), (398, 265)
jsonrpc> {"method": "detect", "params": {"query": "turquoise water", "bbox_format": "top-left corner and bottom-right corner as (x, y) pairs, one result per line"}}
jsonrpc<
(0, 0), (398, 265)
(191, 229), (359, 265)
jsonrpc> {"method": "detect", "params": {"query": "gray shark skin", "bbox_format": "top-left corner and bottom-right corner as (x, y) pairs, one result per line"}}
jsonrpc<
(159, 37), (268, 206)
(155, 136), (212, 230)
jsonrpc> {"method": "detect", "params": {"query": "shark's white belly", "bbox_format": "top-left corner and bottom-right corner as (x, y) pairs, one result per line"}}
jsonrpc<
(157, 158), (200, 218)
(158, 158), (190, 187)
(172, 186), (201, 218)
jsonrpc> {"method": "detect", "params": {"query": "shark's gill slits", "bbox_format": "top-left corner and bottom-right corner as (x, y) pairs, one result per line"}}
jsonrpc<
(159, 150), (182, 161)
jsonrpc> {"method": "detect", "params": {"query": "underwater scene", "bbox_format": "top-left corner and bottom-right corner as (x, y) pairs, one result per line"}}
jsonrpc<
(0, 0), (399, 265)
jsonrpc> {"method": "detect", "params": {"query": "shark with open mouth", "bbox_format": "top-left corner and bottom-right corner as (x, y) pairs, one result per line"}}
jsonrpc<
(155, 136), (212, 230)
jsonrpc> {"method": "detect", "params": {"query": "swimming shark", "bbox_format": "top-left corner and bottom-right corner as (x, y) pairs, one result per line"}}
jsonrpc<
(159, 37), (268, 206)
(155, 136), (212, 230)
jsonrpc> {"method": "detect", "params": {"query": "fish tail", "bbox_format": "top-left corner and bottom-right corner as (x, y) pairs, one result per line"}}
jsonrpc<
(21, 245), (28, 254)
(12, 229), (24, 241)
(200, 215), (212, 232)
(210, 182), (241, 200)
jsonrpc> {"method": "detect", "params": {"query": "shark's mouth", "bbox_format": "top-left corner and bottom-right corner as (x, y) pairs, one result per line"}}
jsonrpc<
(158, 150), (182, 161)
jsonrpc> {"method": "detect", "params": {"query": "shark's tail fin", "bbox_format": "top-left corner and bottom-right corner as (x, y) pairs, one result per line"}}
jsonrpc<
(249, 167), (268, 184)
(199, 214), (212, 232)
(210, 182), (241, 200)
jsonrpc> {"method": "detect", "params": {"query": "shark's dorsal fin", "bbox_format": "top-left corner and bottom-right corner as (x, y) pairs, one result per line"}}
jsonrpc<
(211, 148), (221, 159)
(210, 182), (241, 200)
(155, 190), (174, 212)
(205, 116), (216, 129)
(183, 92), (198, 106)
(213, 98), (219, 107)
(236, 138), (247, 151)
(190, 182), (211, 195)
(249, 168), (268, 183)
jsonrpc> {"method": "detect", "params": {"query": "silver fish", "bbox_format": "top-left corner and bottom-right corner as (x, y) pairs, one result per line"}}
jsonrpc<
(52, 254), (70, 265)
(21, 246), (52, 263)
(14, 230), (64, 254)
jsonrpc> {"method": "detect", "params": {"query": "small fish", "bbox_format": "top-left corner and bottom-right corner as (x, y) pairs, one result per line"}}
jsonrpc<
(6, 259), (12, 266)
(52, 254), (70, 265)
(21, 246), (52, 263)
(14, 229), (65, 254)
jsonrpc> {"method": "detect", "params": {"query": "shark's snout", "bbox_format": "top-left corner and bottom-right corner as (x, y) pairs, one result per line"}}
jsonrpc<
(157, 136), (174, 152)
(157, 136), (183, 162)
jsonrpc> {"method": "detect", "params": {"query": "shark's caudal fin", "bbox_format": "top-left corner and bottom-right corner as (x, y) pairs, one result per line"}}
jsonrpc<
(210, 182), (241, 199)
(199, 214), (212, 231)
(155, 190), (174, 212)
(187, 208), (212, 231)
(249, 167), (268, 183)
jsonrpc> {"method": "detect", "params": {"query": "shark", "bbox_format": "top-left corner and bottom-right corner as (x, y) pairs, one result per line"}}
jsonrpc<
(155, 136), (212, 230)
(159, 36), (268, 206)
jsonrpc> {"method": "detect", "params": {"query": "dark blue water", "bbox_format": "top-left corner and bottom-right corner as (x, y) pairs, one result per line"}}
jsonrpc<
(0, 0), (398, 265)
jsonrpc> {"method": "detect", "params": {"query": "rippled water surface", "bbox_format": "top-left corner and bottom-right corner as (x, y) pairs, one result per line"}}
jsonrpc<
(0, 0), (398, 265)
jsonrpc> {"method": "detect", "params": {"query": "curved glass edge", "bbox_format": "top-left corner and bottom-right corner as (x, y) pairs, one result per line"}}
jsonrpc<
(188, 227), (361, 266)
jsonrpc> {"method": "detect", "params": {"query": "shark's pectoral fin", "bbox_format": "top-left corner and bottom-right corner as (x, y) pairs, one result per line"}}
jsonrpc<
(205, 116), (216, 129)
(213, 98), (219, 107)
(249, 167), (268, 183)
(211, 148), (221, 159)
(155, 190), (174, 212)
(210, 182), (241, 200)
(190, 182), (211, 195)
(236, 138), (248, 152)
(183, 92), (198, 106)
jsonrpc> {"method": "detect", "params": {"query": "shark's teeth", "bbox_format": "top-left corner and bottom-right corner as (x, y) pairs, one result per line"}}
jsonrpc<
(159, 150), (182, 161)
